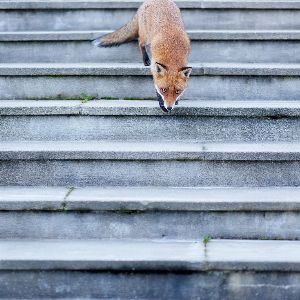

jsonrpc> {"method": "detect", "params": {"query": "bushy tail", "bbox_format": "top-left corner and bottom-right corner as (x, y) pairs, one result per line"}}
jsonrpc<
(92, 14), (138, 47)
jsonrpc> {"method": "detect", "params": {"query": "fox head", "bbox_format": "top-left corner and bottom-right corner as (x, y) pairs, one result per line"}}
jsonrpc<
(151, 62), (192, 112)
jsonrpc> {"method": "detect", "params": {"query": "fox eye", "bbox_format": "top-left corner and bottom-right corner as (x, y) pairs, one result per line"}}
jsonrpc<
(161, 88), (167, 93)
(175, 90), (182, 94)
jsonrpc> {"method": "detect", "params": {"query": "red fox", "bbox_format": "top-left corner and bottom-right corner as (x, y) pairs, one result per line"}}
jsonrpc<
(92, 0), (192, 112)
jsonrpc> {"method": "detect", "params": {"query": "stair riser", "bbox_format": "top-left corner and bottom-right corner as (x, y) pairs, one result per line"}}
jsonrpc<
(1, 115), (299, 142)
(1, 160), (299, 186)
(2, 75), (300, 100)
(2, 9), (300, 31)
(3, 40), (300, 63)
(1, 211), (299, 240)
(1, 271), (299, 300)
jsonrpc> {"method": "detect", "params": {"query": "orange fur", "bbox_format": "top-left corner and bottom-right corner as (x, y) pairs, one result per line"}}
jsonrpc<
(93, 0), (191, 111)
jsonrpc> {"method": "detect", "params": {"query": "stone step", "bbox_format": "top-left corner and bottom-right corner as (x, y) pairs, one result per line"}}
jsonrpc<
(2, 0), (300, 31)
(1, 186), (300, 240)
(3, 30), (300, 63)
(0, 140), (299, 186)
(1, 239), (300, 299)
(1, 100), (300, 142)
(2, 63), (300, 100)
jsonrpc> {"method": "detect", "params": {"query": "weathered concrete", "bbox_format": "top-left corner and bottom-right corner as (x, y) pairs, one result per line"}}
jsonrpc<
(3, 63), (300, 76)
(3, 2), (300, 32)
(2, 113), (300, 142)
(5, 38), (300, 64)
(1, 186), (300, 240)
(1, 159), (300, 186)
(2, 210), (300, 239)
(1, 270), (300, 300)
(2, 186), (300, 212)
(3, 1), (300, 10)
(1, 99), (300, 142)
(3, 63), (300, 100)
(0, 140), (300, 160)
(2, 239), (300, 271)
(0, 186), (68, 210)
(2, 100), (300, 116)
(4, 30), (300, 41)
(0, 99), (83, 115)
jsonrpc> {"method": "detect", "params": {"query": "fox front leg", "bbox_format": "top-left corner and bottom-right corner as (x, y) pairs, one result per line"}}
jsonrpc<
(139, 43), (151, 66)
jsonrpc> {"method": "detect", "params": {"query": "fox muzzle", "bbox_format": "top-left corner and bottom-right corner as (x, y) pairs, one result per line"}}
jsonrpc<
(156, 91), (169, 113)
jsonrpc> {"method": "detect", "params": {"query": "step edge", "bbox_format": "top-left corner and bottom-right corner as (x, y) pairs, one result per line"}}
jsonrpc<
(1, 239), (300, 272)
(3, 30), (300, 41)
(1, 100), (300, 117)
(1, 0), (300, 10)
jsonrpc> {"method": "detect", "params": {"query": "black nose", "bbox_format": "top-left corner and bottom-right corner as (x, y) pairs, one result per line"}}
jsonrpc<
(160, 105), (169, 113)
(167, 106), (173, 112)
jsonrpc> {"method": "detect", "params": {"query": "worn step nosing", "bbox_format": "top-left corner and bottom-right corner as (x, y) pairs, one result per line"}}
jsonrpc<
(2, 63), (300, 76)
(2, 186), (300, 211)
(3, 200), (300, 211)
(2, 239), (300, 272)
(2, 0), (300, 10)
(0, 141), (300, 161)
(3, 30), (300, 41)
(2, 100), (300, 117)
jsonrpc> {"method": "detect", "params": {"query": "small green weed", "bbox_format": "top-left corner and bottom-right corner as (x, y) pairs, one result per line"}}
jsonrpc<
(203, 235), (211, 247)
(79, 93), (97, 103)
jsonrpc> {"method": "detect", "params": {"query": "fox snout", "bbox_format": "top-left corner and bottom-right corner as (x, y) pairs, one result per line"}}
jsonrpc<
(156, 91), (183, 112)
(156, 91), (174, 112)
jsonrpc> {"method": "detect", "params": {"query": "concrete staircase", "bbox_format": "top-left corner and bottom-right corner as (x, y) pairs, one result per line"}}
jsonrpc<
(1, 0), (300, 299)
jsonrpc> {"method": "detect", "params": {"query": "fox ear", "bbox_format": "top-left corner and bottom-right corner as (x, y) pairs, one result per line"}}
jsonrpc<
(155, 62), (167, 76)
(180, 67), (192, 79)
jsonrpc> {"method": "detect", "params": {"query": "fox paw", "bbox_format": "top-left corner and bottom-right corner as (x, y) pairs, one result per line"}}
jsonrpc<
(143, 59), (151, 66)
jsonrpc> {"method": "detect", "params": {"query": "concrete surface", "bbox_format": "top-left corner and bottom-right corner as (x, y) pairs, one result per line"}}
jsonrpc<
(2, 239), (300, 271)
(2, 186), (300, 211)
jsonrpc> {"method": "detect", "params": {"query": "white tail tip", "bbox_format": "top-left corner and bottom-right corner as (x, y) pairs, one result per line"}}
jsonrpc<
(92, 39), (101, 48)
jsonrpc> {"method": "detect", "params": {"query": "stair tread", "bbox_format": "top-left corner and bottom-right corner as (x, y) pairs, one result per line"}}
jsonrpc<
(2, 62), (300, 76)
(1, 238), (300, 271)
(0, 140), (300, 160)
(1, 186), (300, 211)
(3, 29), (300, 41)
(2, 100), (300, 116)
(2, 0), (300, 10)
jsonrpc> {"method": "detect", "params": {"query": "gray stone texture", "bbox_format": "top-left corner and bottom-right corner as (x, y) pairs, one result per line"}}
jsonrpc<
(3, 30), (300, 41)
(0, 140), (299, 160)
(3, 3), (300, 32)
(3, 62), (300, 76)
(1, 101), (300, 142)
(2, 239), (300, 271)
(5, 39), (300, 64)
(1, 159), (300, 186)
(1, 99), (300, 116)
(1, 210), (300, 239)
(3, 63), (300, 100)
(2, 186), (300, 211)
(3, 1), (300, 10)
(2, 187), (300, 240)
(4, 31), (300, 64)
(0, 270), (299, 299)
